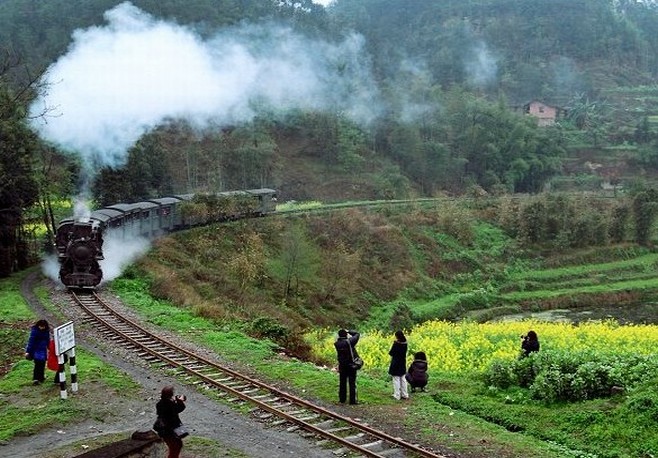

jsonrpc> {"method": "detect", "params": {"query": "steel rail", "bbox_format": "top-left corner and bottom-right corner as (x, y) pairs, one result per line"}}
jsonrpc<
(70, 291), (446, 458)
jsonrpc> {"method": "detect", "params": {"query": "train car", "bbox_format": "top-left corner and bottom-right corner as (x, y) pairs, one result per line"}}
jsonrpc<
(56, 188), (278, 288)
(246, 188), (278, 215)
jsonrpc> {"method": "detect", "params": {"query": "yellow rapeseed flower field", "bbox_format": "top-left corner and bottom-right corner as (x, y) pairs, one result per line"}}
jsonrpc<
(309, 320), (658, 373)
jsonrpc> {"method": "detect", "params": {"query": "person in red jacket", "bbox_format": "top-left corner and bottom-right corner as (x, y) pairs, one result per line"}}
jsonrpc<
(47, 340), (67, 384)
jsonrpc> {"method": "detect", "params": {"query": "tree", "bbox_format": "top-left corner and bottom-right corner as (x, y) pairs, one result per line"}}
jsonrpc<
(34, 145), (78, 251)
(318, 241), (360, 304)
(632, 189), (658, 246)
(0, 83), (40, 276)
(270, 222), (320, 304)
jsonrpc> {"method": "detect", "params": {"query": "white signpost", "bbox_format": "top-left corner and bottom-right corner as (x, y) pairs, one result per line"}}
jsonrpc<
(53, 321), (78, 399)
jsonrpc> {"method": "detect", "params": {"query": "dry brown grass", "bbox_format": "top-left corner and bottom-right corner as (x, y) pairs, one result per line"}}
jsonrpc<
(139, 207), (449, 329)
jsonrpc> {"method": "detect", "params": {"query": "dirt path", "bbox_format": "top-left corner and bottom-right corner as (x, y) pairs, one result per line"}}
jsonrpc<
(4, 271), (338, 458)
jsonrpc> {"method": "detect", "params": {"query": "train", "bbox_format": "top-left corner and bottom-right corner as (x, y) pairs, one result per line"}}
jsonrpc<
(55, 188), (278, 288)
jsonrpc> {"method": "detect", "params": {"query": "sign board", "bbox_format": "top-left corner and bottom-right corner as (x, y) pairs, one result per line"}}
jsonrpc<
(54, 321), (75, 355)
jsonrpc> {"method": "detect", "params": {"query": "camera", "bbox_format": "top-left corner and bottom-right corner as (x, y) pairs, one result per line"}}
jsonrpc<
(176, 394), (186, 401)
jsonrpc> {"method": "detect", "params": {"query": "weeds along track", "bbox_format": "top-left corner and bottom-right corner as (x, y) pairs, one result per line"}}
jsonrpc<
(69, 290), (445, 458)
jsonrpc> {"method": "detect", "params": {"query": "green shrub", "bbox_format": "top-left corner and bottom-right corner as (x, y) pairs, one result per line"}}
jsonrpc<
(530, 368), (573, 402)
(485, 351), (658, 403)
(483, 360), (515, 389)
(248, 316), (314, 360)
(249, 316), (289, 341)
(511, 354), (539, 388)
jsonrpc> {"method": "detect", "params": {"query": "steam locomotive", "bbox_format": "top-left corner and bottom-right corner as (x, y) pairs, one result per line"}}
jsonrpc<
(55, 188), (278, 288)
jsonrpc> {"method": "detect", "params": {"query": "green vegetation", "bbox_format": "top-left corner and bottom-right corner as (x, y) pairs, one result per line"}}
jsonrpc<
(109, 279), (571, 458)
(134, 193), (658, 333)
(3, 0), (658, 455)
(108, 194), (658, 457)
(0, 272), (141, 444)
(4, 0), (658, 277)
(6, 192), (658, 455)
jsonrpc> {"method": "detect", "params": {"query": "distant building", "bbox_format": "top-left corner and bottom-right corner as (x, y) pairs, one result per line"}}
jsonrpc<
(522, 100), (566, 126)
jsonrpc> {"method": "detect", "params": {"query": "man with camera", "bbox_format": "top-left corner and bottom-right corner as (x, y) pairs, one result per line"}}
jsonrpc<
(154, 385), (188, 458)
(334, 328), (361, 405)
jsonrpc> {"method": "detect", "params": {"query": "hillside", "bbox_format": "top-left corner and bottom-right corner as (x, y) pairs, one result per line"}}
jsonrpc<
(126, 193), (658, 352)
(4, 0), (658, 277)
(2, 0), (658, 203)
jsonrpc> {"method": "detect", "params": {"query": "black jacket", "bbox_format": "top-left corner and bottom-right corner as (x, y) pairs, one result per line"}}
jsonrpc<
(156, 397), (186, 436)
(388, 340), (408, 376)
(521, 337), (540, 357)
(334, 330), (360, 368)
(406, 359), (428, 386)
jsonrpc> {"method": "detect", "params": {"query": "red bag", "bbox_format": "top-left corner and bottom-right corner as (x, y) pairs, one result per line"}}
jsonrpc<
(47, 340), (59, 371)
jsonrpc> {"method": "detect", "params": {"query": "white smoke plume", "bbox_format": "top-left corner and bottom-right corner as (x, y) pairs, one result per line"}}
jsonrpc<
(28, 1), (380, 170)
(464, 41), (498, 88)
(73, 198), (91, 221)
(396, 59), (436, 123)
(32, 2), (380, 286)
(99, 230), (151, 284)
(41, 255), (62, 286)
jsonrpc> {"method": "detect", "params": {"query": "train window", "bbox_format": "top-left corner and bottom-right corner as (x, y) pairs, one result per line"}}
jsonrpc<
(162, 206), (171, 216)
(142, 210), (150, 218)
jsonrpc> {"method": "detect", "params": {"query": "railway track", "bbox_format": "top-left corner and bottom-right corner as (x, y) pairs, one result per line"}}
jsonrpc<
(69, 290), (447, 458)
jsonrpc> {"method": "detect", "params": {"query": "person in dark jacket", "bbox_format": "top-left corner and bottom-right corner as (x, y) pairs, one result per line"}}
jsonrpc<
(388, 330), (409, 400)
(24, 319), (50, 385)
(521, 330), (540, 357)
(405, 351), (429, 392)
(155, 385), (187, 458)
(334, 329), (360, 404)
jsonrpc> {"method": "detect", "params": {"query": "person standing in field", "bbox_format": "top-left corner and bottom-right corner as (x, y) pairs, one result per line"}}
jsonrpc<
(521, 330), (540, 357)
(334, 328), (360, 405)
(24, 319), (50, 385)
(405, 351), (429, 392)
(388, 330), (409, 400)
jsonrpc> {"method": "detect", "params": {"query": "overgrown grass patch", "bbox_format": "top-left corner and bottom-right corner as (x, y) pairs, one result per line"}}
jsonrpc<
(0, 349), (140, 442)
(507, 253), (658, 283)
(0, 271), (36, 323)
(431, 371), (636, 457)
(0, 272), (142, 443)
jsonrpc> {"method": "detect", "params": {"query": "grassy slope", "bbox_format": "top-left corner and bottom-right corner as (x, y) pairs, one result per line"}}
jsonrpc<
(5, 199), (658, 456)
(109, 276), (573, 458)
(122, 199), (658, 457)
(0, 271), (141, 442)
